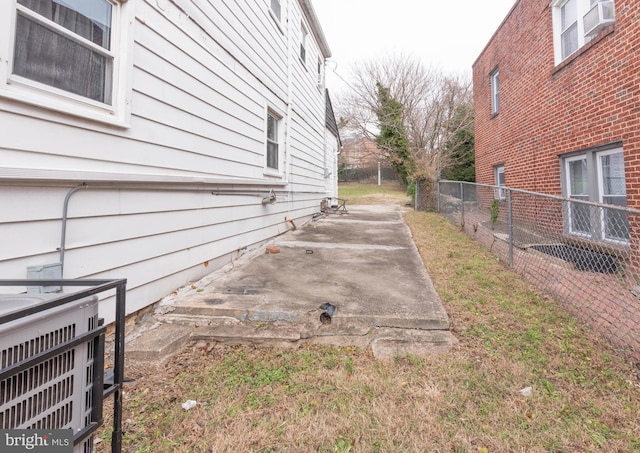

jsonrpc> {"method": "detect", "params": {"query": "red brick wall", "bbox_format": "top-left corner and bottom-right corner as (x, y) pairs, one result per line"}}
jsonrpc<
(341, 138), (383, 168)
(473, 0), (640, 206)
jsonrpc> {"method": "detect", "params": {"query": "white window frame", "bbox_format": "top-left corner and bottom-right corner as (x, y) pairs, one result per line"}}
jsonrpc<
(490, 69), (499, 115)
(0, 0), (132, 126)
(317, 57), (324, 90)
(551, 0), (613, 65)
(562, 146), (628, 244)
(300, 23), (308, 65)
(494, 164), (506, 200)
(596, 148), (627, 243)
(565, 154), (591, 236)
(265, 109), (284, 176)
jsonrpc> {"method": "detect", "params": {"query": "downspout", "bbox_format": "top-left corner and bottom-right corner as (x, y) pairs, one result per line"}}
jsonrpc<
(285, 0), (294, 209)
(59, 183), (88, 277)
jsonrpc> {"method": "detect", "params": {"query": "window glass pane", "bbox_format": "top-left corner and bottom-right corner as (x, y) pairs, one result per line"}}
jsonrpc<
(491, 71), (499, 113)
(570, 201), (591, 234)
(603, 204), (629, 241)
(567, 157), (590, 234)
(568, 158), (588, 196)
(267, 115), (277, 140)
(270, 0), (281, 20)
(599, 152), (628, 241)
(18, 0), (112, 49)
(561, 23), (579, 59)
(561, 0), (577, 31)
(267, 142), (278, 169)
(600, 152), (626, 197)
(494, 165), (505, 199)
(560, 0), (579, 59)
(14, 14), (112, 103)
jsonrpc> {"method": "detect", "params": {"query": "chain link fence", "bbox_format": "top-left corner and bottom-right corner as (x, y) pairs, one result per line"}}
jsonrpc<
(339, 165), (400, 183)
(436, 180), (640, 361)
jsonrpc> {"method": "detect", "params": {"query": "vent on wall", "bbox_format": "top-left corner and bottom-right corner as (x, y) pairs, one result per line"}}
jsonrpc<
(0, 294), (99, 453)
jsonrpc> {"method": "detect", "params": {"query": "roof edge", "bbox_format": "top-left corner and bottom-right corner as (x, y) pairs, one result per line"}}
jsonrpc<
(472, 0), (522, 68)
(299, 0), (332, 58)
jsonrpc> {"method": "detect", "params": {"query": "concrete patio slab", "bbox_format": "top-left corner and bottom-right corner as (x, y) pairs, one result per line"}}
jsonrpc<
(125, 204), (455, 361)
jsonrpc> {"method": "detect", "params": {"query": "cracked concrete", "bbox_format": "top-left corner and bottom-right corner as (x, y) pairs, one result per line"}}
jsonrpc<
(126, 204), (457, 361)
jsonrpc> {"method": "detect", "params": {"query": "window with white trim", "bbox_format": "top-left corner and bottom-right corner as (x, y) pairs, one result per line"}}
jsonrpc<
(266, 111), (281, 172)
(494, 164), (506, 200)
(1, 0), (129, 124)
(562, 146), (628, 243)
(490, 68), (499, 115)
(551, 0), (615, 65)
(317, 57), (323, 89)
(300, 23), (308, 64)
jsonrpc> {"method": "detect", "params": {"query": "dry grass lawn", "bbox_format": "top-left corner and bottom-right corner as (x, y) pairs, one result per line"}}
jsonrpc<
(96, 184), (640, 452)
(338, 181), (411, 206)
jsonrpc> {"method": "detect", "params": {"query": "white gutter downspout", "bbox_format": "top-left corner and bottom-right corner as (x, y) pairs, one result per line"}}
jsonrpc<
(285, 0), (294, 207)
(59, 183), (88, 276)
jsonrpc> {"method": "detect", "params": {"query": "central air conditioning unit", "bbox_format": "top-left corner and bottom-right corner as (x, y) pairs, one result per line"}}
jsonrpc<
(0, 293), (99, 453)
(584, 1), (615, 37)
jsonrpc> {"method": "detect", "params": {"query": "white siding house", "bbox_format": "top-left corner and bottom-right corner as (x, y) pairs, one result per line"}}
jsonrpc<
(0, 0), (336, 323)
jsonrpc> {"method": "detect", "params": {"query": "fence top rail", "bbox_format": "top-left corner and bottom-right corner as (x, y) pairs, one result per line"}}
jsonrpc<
(0, 279), (127, 325)
(438, 180), (640, 216)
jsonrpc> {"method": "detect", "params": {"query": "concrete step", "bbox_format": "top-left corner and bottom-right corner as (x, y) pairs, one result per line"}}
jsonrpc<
(125, 319), (458, 362)
(168, 293), (450, 331)
(125, 323), (192, 363)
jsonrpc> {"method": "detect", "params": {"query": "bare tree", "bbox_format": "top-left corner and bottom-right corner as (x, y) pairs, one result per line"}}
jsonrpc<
(338, 54), (473, 181)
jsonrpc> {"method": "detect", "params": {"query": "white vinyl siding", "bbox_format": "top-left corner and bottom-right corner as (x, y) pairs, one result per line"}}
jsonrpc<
(0, 0), (333, 322)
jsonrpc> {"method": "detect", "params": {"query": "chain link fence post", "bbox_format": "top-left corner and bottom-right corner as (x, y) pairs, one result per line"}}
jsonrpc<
(436, 180), (640, 361)
(508, 188), (513, 268)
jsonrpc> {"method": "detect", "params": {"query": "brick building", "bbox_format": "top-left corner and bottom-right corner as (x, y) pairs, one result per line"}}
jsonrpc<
(340, 138), (383, 169)
(473, 0), (638, 245)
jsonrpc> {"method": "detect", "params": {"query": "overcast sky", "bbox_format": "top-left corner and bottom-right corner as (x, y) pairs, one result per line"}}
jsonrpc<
(312, 0), (517, 96)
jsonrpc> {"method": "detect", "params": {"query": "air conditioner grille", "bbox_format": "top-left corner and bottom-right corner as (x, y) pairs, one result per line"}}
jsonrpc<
(29, 402), (74, 430)
(1, 375), (75, 428)
(1, 324), (76, 368)
(0, 294), (98, 452)
(1, 350), (75, 407)
(584, 0), (615, 36)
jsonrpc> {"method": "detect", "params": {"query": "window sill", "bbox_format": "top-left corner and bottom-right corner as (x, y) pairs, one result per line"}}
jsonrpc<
(0, 82), (131, 129)
(564, 232), (630, 254)
(263, 169), (283, 179)
(552, 24), (615, 76)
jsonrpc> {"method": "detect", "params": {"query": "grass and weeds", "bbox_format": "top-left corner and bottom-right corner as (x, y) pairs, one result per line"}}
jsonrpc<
(96, 184), (640, 452)
(338, 181), (411, 205)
